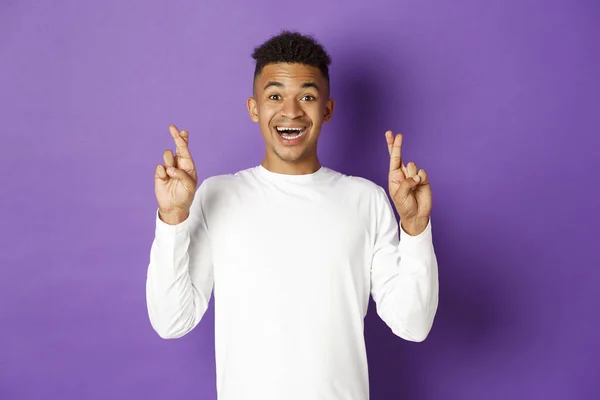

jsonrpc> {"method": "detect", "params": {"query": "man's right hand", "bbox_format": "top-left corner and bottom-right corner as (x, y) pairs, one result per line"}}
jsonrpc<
(154, 125), (199, 225)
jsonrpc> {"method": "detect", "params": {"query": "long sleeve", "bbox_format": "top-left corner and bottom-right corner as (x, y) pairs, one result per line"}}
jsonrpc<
(145, 180), (214, 339)
(369, 186), (439, 342)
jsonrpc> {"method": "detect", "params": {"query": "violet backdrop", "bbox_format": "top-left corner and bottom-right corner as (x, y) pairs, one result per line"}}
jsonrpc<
(1, 0), (598, 399)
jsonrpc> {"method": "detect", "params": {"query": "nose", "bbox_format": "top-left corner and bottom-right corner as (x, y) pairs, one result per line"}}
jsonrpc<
(280, 97), (305, 119)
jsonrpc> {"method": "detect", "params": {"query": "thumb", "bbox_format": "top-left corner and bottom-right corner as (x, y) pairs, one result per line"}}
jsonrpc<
(396, 175), (421, 198)
(166, 167), (197, 193)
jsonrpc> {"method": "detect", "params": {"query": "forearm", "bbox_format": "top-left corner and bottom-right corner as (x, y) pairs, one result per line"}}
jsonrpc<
(385, 242), (438, 341)
(146, 214), (209, 339)
(372, 217), (439, 342)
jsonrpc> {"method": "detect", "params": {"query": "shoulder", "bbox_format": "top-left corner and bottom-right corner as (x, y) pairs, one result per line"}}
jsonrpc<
(197, 167), (256, 192)
(192, 167), (259, 209)
(325, 167), (387, 198)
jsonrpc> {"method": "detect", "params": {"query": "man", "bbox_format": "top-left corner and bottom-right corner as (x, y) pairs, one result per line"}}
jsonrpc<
(146, 31), (438, 400)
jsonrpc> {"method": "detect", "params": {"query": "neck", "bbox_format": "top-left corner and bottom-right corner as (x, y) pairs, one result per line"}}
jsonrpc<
(261, 154), (321, 175)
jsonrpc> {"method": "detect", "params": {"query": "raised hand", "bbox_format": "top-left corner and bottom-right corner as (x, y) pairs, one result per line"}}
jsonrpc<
(154, 125), (199, 225)
(385, 131), (432, 236)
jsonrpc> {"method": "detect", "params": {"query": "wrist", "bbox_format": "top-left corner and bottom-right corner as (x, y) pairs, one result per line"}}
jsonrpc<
(158, 209), (190, 225)
(401, 216), (429, 236)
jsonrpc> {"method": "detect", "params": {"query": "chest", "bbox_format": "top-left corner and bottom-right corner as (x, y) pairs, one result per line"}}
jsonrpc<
(205, 188), (374, 304)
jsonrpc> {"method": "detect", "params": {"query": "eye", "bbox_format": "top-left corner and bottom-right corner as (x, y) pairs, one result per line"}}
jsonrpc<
(269, 94), (281, 100)
(301, 95), (316, 101)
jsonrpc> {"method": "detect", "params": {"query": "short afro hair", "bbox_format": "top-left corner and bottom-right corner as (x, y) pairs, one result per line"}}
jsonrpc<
(251, 31), (332, 88)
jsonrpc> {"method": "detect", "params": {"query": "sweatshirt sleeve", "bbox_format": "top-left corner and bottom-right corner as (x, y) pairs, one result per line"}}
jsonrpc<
(145, 180), (214, 339)
(369, 186), (439, 342)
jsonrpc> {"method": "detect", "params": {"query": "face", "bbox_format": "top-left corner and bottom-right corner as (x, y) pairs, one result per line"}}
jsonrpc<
(247, 63), (335, 172)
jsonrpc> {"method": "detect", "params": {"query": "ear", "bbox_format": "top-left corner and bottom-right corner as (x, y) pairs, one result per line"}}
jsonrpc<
(323, 98), (335, 123)
(247, 97), (259, 123)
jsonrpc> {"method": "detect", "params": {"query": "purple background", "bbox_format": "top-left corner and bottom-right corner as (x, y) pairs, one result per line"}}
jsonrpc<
(1, 0), (599, 399)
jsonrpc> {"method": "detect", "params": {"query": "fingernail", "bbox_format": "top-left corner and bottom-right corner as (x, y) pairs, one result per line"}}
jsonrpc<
(413, 176), (420, 182)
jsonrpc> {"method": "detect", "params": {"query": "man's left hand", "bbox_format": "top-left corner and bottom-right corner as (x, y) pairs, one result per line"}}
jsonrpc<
(385, 131), (432, 236)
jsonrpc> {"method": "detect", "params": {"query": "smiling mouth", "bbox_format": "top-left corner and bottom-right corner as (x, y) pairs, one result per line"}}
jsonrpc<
(275, 126), (307, 140)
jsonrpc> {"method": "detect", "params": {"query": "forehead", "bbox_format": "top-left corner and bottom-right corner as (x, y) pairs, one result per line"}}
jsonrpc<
(256, 63), (325, 89)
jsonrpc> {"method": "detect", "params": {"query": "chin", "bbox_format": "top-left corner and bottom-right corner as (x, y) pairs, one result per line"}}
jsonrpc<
(273, 148), (307, 163)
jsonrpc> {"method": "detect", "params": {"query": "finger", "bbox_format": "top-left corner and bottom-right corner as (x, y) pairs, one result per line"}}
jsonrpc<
(165, 166), (197, 194)
(406, 161), (418, 177)
(179, 129), (189, 145)
(169, 125), (192, 159)
(389, 168), (405, 184)
(397, 174), (420, 198)
(401, 164), (409, 177)
(417, 168), (429, 185)
(163, 149), (175, 168)
(385, 130), (394, 156)
(386, 131), (408, 173)
(389, 133), (403, 172)
(155, 164), (168, 181)
(175, 130), (192, 163)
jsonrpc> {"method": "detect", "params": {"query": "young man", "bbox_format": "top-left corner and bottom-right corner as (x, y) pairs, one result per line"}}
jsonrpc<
(147, 31), (438, 400)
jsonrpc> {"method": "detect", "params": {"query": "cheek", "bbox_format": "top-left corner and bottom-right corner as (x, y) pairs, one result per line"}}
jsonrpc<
(258, 104), (278, 123)
(257, 108), (276, 134)
(309, 103), (326, 124)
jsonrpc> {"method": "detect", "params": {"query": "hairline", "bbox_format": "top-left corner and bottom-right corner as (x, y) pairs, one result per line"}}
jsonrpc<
(252, 62), (331, 97)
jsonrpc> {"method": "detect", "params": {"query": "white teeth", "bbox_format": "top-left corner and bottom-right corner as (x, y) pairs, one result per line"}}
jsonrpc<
(276, 126), (306, 140)
(276, 127), (305, 132)
(281, 132), (302, 139)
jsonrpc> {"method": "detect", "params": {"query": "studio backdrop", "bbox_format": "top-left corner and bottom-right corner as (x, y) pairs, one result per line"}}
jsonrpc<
(1, 0), (598, 399)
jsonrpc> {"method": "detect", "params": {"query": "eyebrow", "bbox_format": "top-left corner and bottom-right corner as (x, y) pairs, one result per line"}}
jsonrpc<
(263, 81), (321, 91)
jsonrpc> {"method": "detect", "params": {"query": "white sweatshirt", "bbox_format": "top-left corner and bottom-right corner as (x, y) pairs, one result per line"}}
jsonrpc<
(146, 164), (439, 400)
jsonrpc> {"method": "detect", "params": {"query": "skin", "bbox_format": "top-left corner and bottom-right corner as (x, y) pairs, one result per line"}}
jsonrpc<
(154, 63), (432, 235)
(385, 131), (432, 236)
(247, 63), (334, 175)
(155, 125), (197, 225)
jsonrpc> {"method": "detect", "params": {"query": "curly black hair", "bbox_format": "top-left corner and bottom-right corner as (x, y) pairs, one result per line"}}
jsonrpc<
(251, 31), (332, 88)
